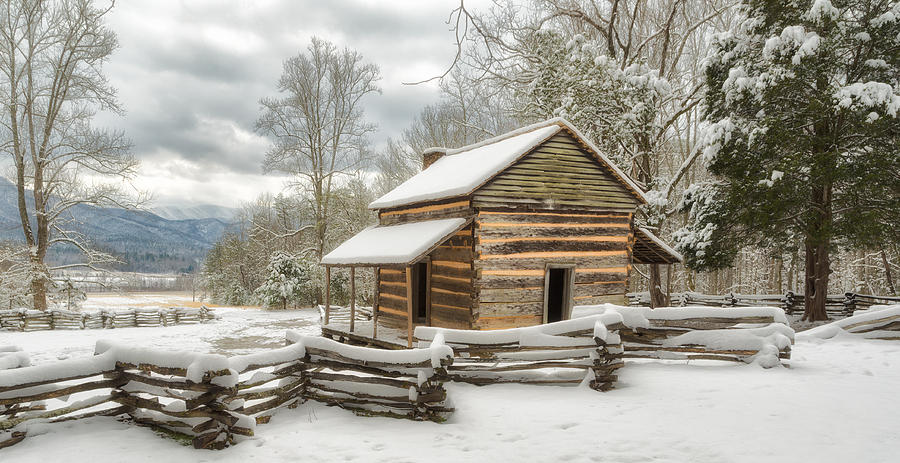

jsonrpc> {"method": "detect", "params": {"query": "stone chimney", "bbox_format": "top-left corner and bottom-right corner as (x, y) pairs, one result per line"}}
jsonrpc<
(422, 148), (447, 169)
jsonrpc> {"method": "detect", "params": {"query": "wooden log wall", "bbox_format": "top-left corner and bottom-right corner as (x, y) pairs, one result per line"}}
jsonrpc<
(378, 199), (473, 226)
(376, 267), (410, 328)
(473, 209), (634, 329)
(429, 225), (475, 329)
(375, 226), (476, 331)
(471, 131), (641, 211)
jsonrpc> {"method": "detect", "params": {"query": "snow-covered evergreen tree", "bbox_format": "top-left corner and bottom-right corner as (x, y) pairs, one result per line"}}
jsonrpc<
(676, 0), (900, 320)
(255, 252), (310, 310)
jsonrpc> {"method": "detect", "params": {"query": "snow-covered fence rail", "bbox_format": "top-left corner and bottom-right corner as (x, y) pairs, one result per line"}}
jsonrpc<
(415, 314), (626, 391)
(0, 333), (454, 450)
(627, 291), (899, 317)
(283, 331), (453, 421)
(799, 305), (900, 341)
(317, 304), (373, 324)
(0, 306), (216, 332)
(584, 306), (794, 367)
(0, 341), (251, 450)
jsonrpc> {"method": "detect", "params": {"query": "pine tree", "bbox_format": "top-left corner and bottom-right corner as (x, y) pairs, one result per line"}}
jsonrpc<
(255, 252), (309, 310)
(676, 0), (900, 320)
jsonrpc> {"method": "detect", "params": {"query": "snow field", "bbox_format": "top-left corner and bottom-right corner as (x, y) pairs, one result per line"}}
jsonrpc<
(3, 298), (900, 462)
(2, 336), (899, 462)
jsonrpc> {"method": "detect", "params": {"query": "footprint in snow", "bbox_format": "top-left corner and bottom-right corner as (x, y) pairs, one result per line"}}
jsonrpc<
(559, 422), (578, 430)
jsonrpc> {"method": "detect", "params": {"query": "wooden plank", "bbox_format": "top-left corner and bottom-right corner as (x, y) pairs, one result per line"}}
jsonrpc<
(379, 199), (470, 217)
(477, 238), (627, 254)
(473, 188), (637, 205)
(573, 281), (628, 297)
(378, 299), (409, 316)
(430, 277), (474, 295)
(472, 196), (635, 212)
(429, 306), (473, 325)
(379, 284), (408, 299)
(477, 209), (631, 222)
(477, 301), (543, 317)
(430, 289), (475, 309)
(478, 220), (630, 230)
(427, 314), (472, 330)
(430, 246), (473, 262)
(476, 256), (629, 272)
(474, 314), (543, 330)
(379, 269), (407, 283)
(479, 287), (544, 303)
(478, 270), (628, 289)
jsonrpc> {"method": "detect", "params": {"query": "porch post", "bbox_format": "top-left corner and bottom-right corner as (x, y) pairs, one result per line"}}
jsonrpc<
(373, 267), (380, 340)
(405, 265), (414, 348)
(349, 267), (356, 332)
(324, 265), (331, 325)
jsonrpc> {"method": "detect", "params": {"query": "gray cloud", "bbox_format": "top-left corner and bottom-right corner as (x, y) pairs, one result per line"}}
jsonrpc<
(92, 0), (463, 206)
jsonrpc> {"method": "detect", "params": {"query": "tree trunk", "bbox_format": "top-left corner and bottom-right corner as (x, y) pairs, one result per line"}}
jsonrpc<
(648, 264), (668, 308)
(802, 181), (832, 322)
(774, 257), (783, 293)
(881, 249), (896, 295)
(30, 256), (48, 311)
(802, 239), (830, 321)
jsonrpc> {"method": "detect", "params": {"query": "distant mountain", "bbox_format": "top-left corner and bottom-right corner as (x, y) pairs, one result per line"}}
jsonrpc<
(0, 178), (234, 273)
(152, 204), (237, 221)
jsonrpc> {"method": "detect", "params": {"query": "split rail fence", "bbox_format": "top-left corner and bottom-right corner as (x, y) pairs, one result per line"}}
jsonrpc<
(627, 291), (900, 317)
(0, 333), (453, 450)
(415, 314), (626, 391)
(603, 306), (794, 367)
(1, 309), (796, 451)
(0, 307), (216, 332)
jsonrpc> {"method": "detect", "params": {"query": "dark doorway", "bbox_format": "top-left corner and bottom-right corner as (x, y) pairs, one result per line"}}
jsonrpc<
(545, 267), (572, 323)
(411, 261), (429, 323)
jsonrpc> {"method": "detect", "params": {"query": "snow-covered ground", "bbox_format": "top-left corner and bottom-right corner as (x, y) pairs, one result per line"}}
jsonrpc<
(4, 293), (321, 365)
(2, 296), (900, 462)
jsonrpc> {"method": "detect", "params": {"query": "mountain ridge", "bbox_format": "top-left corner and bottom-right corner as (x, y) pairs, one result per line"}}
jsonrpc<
(0, 177), (232, 273)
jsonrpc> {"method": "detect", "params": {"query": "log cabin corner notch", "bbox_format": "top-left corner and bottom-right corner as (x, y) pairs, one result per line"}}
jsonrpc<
(321, 117), (682, 347)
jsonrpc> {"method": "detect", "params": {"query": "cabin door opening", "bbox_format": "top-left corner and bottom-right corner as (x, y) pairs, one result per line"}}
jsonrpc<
(544, 266), (573, 323)
(411, 261), (430, 324)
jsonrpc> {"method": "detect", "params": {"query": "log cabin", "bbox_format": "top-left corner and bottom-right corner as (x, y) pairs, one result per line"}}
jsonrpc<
(321, 118), (681, 347)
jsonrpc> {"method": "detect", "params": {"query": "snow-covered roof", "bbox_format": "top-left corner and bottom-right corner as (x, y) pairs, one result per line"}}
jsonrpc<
(321, 218), (470, 266)
(633, 227), (683, 264)
(369, 118), (649, 210)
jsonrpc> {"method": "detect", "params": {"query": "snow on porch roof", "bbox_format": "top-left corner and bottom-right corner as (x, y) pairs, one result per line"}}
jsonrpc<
(633, 227), (683, 265)
(368, 117), (649, 210)
(321, 217), (471, 266)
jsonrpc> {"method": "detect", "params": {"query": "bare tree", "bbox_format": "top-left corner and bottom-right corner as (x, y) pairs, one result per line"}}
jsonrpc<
(256, 37), (381, 270)
(0, 0), (142, 311)
(376, 69), (517, 194)
(434, 0), (735, 307)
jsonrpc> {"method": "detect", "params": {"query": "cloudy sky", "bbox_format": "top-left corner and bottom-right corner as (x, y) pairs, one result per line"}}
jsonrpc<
(95, 0), (471, 209)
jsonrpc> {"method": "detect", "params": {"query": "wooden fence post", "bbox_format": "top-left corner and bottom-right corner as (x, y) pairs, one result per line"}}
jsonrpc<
(349, 267), (356, 332)
(324, 266), (331, 325)
(843, 292), (856, 316)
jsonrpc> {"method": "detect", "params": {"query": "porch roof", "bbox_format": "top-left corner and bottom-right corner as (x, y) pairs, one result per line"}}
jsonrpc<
(321, 217), (471, 267)
(633, 227), (683, 265)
